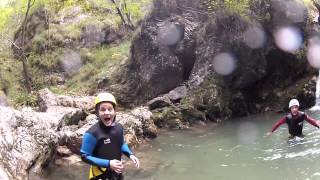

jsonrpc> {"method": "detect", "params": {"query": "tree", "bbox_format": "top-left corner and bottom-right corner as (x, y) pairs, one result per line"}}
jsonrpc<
(110, 0), (135, 29)
(12, 0), (35, 93)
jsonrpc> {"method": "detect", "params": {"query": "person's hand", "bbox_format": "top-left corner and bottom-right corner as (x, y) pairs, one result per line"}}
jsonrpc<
(110, 159), (123, 174)
(265, 132), (272, 138)
(130, 155), (140, 168)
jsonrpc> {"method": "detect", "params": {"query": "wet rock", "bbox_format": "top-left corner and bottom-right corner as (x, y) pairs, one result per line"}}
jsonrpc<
(131, 106), (157, 138)
(148, 96), (172, 110)
(60, 119), (97, 154)
(147, 86), (188, 110)
(56, 146), (73, 157)
(55, 154), (82, 166)
(124, 134), (139, 148)
(152, 106), (185, 129)
(166, 86), (188, 102)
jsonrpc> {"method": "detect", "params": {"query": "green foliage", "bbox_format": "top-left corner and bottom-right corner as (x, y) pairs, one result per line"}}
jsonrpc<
(0, 60), (38, 107)
(205, 0), (250, 19)
(224, 0), (250, 17)
(120, 0), (145, 23)
(204, 0), (221, 12)
(63, 40), (131, 94)
(29, 66), (46, 90)
(13, 91), (38, 107)
(29, 50), (61, 71)
(0, 7), (14, 30)
(0, 0), (151, 106)
(0, 67), (11, 95)
(31, 23), (82, 54)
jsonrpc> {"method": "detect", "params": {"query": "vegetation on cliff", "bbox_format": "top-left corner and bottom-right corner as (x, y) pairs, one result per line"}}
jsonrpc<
(0, 0), (151, 107)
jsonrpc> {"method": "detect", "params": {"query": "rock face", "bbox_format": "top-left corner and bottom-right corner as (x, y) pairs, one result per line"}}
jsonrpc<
(125, 0), (204, 104)
(128, 0), (319, 123)
(0, 95), (8, 106)
(0, 106), (63, 180)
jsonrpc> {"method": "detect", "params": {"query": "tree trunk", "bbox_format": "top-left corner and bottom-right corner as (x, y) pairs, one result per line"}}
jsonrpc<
(21, 57), (32, 93)
(20, 0), (34, 93)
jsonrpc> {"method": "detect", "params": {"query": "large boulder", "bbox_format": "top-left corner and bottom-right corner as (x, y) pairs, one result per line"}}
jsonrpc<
(130, 20), (185, 101)
(191, 13), (267, 88)
(38, 88), (94, 112)
(0, 107), (63, 180)
(124, 0), (205, 104)
(38, 88), (93, 125)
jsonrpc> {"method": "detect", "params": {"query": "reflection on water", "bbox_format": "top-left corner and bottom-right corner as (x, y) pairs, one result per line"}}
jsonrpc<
(41, 112), (320, 180)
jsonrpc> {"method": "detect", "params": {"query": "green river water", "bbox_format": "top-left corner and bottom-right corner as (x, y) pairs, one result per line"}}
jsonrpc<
(40, 112), (320, 180)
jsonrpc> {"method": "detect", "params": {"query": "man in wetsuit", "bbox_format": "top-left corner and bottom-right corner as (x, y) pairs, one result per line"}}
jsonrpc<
(269, 99), (320, 138)
(80, 92), (140, 180)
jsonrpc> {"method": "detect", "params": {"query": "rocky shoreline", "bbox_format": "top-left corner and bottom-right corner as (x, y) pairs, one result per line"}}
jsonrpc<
(0, 89), (158, 180)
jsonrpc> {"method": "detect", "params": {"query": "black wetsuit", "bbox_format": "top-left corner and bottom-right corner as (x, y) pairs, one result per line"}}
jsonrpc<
(80, 121), (133, 180)
(286, 112), (305, 137)
(271, 111), (319, 137)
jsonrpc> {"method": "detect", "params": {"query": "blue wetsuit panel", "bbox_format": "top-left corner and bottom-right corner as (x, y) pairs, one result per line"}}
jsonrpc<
(80, 132), (110, 167)
(121, 142), (133, 157)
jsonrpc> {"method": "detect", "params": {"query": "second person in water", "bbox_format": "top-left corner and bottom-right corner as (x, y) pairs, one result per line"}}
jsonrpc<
(269, 99), (320, 138)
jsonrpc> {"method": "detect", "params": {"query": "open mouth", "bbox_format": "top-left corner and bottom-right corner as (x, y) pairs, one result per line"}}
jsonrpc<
(103, 117), (112, 122)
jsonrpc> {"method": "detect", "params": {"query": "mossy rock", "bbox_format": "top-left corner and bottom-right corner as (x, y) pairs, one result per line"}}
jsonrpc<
(151, 106), (184, 129)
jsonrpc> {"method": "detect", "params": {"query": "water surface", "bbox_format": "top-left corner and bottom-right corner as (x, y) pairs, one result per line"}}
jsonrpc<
(42, 112), (320, 180)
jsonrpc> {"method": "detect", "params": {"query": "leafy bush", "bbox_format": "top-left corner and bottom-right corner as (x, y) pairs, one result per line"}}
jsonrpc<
(0, 7), (14, 30)
(13, 91), (38, 107)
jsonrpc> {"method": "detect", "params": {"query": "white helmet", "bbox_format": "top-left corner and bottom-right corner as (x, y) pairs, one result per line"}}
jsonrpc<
(289, 99), (299, 108)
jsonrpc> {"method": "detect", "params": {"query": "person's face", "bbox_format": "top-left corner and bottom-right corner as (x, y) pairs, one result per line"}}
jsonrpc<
(290, 105), (299, 116)
(98, 102), (115, 126)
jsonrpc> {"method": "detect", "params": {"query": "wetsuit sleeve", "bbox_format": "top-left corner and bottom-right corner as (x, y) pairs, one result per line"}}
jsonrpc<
(80, 132), (110, 167)
(121, 142), (133, 158)
(305, 114), (320, 128)
(270, 116), (286, 133)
